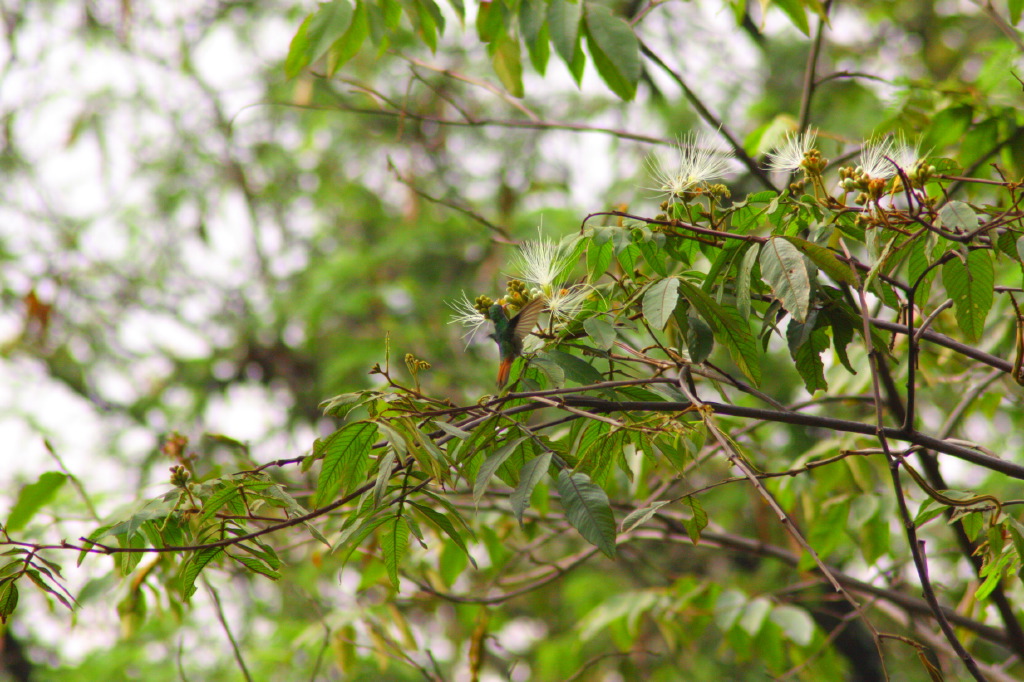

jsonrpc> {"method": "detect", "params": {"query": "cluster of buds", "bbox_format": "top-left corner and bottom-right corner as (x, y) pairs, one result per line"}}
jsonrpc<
(893, 160), (936, 190)
(404, 353), (431, 373)
(472, 294), (495, 316)
(801, 148), (828, 175)
(169, 464), (191, 488)
(503, 279), (531, 309)
(706, 183), (731, 201)
(838, 166), (889, 204)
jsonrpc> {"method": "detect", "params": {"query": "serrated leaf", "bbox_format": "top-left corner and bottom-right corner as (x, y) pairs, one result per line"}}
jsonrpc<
(373, 449), (397, 507)
(511, 452), (552, 526)
(474, 435), (531, 503)
(179, 547), (223, 599)
(643, 277), (679, 330)
(583, 4), (639, 100)
(5, 471), (66, 533)
(380, 515), (409, 589)
(230, 554), (281, 581)
(408, 502), (477, 567)
(313, 421), (378, 508)
(760, 236), (811, 322)
(781, 236), (856, 285)
(556, 470), (616, 559)
(199, 482), (244, 525)
(942, 249), (994, 342)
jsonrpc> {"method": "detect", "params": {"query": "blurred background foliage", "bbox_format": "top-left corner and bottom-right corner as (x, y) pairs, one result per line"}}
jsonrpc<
(1, 0), (1023, 679)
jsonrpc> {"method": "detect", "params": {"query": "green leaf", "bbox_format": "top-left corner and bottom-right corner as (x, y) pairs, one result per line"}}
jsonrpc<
(313, 421), (378, 508)
(620, 500), (670, 533)
(432, 420), (472, 440)
(475, 0), (503, 41)
(942, 249), (994, 342)
(511, 452), (552, 526)
(939, 201), (979, 233)
(677, 280), (762, 386)
(380, 515), (409, 589)
(643, 277), (679, 330)
(760, 236), (812, 322)
(583, 317), (616, 351)
(519, 0), (550, 73)
(230, 554), (282, 581)
(5, 472), (66, 533)
(770, 605), (814, 646)
(556, 470), (617, 558)
(373, 449), (397, 507)
(285, 1), (355, 78)
(772, 0), (810, 35)
(737, 242), (759, 319)
(530, 354), (566, 388)
(786, 318), (829, 393)
(681, 497), (708, 544)
(179, 547), (223, 599)
(547, 0), (582, 72)
(474, 435), (531, 503)
(408, 502), (477, 566)
(740, 596), (772, 635)
(923, 106), (973, 150)
(490, 32), (524, 97)
(635, 235), (668, 276)
(714, 589), (746, 630)
(445, 0), (464, 21)
(679, 313), (712, 364)
(0, 579), (18, 623)
(326, 0), (369, 74)
(907, 234), (936, 305)
(587, 234), (614, 279)
(583, 3), (640, 100)
(539, 349), (604, 385)
(781, 236), (857, 286)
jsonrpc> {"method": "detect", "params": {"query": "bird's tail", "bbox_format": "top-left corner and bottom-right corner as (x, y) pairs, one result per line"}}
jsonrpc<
(496, 357), (514, 388)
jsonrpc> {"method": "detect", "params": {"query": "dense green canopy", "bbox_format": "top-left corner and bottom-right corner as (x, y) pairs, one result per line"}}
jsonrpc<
(2, 1), (1024, 680)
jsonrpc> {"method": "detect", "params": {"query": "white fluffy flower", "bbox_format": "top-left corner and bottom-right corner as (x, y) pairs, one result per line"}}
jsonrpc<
(645, 130), (733, 200)
(765, 128), (818, 173)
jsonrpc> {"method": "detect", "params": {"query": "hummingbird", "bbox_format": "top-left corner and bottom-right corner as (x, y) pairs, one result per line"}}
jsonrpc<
(487, 297), (545, 388)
